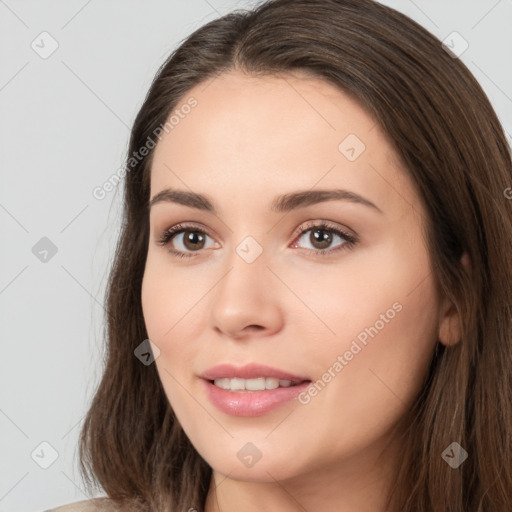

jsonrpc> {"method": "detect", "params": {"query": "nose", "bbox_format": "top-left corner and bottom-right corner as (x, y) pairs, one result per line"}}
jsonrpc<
(209, 249), (284, 340)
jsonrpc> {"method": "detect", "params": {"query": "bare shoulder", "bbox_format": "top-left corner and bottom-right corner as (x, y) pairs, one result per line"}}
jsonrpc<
(46, 497), (120, 512)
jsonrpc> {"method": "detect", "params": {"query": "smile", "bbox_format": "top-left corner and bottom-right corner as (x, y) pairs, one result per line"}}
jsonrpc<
(212, 377), (299, 391)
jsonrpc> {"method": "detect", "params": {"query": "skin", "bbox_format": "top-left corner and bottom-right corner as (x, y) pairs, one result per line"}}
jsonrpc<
(141, 70), (462, 512)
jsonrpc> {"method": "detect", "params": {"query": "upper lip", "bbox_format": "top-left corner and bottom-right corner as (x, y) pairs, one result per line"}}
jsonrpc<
(200, 363), (310, 382)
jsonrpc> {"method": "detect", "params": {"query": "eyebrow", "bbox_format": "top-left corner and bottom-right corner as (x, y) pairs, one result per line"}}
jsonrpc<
(148, 188), (382, 214)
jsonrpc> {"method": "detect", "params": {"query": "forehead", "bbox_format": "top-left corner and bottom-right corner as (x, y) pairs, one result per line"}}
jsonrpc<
(149, 70), (421, 220)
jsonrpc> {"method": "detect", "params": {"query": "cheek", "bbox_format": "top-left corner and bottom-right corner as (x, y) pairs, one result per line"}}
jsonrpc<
(141, 251), (208, 342)
(141, 267), (195, 414)
(289, 277), (439, 466)
(140, 254), (214, 402)
(314, 267), (439, 429)
(299, 240), (440, 413)
(142, 291), (215, 453)
(281, 244), (434, 353)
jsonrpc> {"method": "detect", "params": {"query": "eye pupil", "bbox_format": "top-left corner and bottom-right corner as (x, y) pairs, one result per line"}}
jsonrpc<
(311, 228), (332, 249)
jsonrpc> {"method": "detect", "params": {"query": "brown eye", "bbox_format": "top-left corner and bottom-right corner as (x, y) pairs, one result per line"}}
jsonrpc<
(157, 224), (218, 258)
(308, 228), (334, 250)
(291, 221), (357, 255)
(181, 230), (207, 251)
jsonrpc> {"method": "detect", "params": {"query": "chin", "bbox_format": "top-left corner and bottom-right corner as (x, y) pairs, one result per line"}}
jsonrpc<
(197, 441), (307, 483)
(211, 459), (297, 483)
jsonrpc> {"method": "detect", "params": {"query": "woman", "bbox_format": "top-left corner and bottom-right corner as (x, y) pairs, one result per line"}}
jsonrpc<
(50, 0), (512, 510)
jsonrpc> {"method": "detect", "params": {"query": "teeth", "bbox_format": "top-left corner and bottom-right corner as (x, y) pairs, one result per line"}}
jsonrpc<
(213, 377), (297, 391)
(231, 378), (245, 391)
(213, 378), (231, 390)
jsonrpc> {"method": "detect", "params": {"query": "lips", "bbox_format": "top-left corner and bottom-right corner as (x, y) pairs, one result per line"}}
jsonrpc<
(199, 363), (312, 416)
(199, 362), (310, 383)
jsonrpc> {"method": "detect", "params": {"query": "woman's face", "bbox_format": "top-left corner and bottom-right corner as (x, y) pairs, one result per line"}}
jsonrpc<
(141, 70), (457, 489)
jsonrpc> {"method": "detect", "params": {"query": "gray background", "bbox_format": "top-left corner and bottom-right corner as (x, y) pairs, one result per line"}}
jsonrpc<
(0, 1), (511, 511)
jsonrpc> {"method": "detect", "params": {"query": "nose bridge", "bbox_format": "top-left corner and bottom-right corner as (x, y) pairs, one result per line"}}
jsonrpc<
(209, 235), (283, 337)
(216, 236), (269, 307)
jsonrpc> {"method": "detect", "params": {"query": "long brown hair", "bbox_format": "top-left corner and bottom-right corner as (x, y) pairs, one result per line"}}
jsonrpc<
(78, 0), (512, 510)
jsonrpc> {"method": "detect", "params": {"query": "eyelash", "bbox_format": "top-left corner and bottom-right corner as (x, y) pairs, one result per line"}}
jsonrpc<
(156, 221), (358, 259)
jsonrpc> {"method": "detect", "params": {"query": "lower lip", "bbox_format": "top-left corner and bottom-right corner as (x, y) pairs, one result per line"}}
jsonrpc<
(202, 379), (311, 417)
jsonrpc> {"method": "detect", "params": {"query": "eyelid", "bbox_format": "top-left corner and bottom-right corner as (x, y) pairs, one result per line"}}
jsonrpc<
(290, 219), (356, 241)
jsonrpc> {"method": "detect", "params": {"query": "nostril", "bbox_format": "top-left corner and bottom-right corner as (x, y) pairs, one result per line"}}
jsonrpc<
(247, 325), (264, 330)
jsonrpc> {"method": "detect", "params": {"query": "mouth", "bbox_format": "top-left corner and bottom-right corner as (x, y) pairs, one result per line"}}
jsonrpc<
(207, 377), (309, 392)
(199, 363), (312, 416)
(199, 362), (311, 389)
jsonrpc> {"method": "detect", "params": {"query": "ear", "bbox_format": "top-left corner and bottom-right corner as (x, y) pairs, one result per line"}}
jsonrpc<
(437, 299), (461, 347)
(437, 252), (470, 347)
